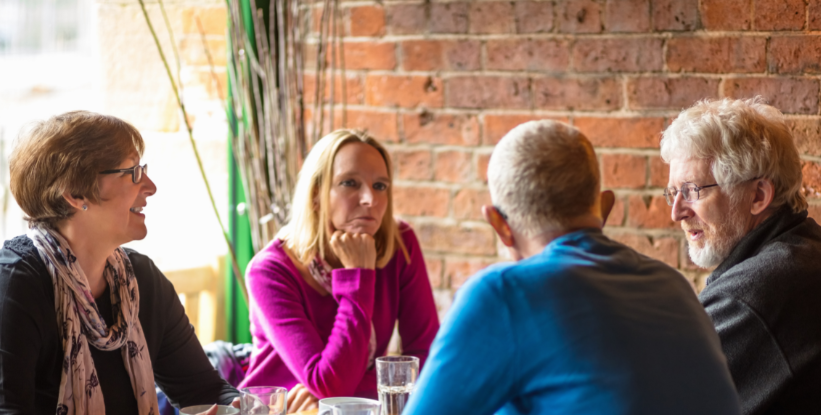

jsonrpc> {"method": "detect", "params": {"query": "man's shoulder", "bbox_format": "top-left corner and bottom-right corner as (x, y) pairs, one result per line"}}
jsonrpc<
(702, 218), (821, 308)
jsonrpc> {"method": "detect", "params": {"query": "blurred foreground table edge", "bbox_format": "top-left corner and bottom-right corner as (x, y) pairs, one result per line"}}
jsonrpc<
(293, 410), (319, 415)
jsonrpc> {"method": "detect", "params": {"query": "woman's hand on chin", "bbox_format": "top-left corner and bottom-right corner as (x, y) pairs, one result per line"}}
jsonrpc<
(329, 230), (377, 270)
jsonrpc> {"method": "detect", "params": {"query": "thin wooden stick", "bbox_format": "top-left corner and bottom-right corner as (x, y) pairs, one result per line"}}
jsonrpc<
(137, 0), (247, 302)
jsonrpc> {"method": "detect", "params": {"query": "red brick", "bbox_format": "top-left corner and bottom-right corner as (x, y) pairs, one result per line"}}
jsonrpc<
(453, 188), (491, 220)
(723, 78), (820, 115)
(385, 4), (426, 35)
(605, 0), (650, 32)
(435, 150), (473, 183)
(342, 42), (396, 70)
(447, 77), (531, 110)
(425, 257), (444, 289)
(468, 2), (515, 34)
(609, 234), (679, 268)
(181, 7), (226, 35)
(573, 38), (663, 72)
(394, 149), (433, 181)
(557, 0), (603, 33)
(803, 161), (821, 199)
(700, 0), (751, 30)
(604, 196), (626, 227)
(365, 75), (443, 108)
(401, 40), (481, 71)
(446, 259), (496, 290)
(414, 222), (497, 256)
(477, 153), (491, 183)
(667, 37), (766, 73)
(394, 186), (450, 217)
(533, 77), (622, 111)
(575, 117), (665, 148)
(349, 5), (385, 37)
(650, 156), (671, 187)
(601, 154), (647, 189)
(652, 0), (699, 31)
(303, 73), (364, 105)
(483, 114), (570, 145)
(768, 36), (821, 75)
(179, 37), (227, 66)
(403, 112), (480, 146)
(627, 195), (677, 229)
(786, 118), (821, 157)
(811, 1), (821, 30)
(627, 77), (720, 110)
(430, 2), (469, 34)
(754, 0), (805, 30)
(486, 39), (570, 72)
(514, 1), (555, 33)
(334, 108), (398, 142)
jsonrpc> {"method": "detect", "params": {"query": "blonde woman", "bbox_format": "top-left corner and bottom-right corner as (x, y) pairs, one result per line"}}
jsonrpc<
(239, 130), (439, 411)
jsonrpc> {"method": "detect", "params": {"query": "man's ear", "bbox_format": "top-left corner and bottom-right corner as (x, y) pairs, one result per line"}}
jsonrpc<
(751, 178), (775, 215)
(482, 205), (515, 247)
(600, 190), (615, 226)
(62, 190), (86, 211)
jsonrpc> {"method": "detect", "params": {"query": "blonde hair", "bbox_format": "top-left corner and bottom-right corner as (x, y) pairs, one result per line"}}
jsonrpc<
(660, 97), (807, 213)
(488, 120), (600, 237)
(10, 111), (145, 227)
(277, 129), (408, 268)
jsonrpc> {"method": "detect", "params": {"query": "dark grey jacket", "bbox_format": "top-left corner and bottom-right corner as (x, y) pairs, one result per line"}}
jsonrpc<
(699, 208), (821, 415)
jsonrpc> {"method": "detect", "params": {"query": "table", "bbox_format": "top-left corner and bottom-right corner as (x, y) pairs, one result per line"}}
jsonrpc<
(294, 410), (318, 415)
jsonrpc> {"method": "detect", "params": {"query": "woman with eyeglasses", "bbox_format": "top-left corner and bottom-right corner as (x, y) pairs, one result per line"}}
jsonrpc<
(238, 129), (440, 413)
(0, 111), (238, 414)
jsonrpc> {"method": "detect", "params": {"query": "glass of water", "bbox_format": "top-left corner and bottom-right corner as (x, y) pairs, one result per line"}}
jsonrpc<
(331, 402), (381, 415)
(376, 356), (419, 415)
(240, 386), (287, 415)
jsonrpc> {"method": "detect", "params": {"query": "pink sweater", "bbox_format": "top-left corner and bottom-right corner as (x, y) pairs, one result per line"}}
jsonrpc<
(239, 223), (440, 399)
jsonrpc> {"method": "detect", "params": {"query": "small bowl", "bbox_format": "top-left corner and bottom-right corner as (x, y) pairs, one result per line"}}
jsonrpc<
(318, 397), (380, 415)
(179, 404), (240, 415)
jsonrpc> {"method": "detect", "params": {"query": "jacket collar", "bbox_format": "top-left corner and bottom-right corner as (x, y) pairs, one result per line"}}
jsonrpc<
(707, 206), (808, 286)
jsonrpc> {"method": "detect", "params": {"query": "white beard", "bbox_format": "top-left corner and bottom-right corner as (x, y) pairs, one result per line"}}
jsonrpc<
(687, 211), (749, 269)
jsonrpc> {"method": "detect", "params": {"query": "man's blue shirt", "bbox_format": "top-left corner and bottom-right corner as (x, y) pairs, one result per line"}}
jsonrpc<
(405, 228), (739, 415)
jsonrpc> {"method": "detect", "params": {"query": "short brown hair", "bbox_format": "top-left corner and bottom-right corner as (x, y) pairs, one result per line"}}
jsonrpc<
(488, 120), (600, 236)
(10, 111), (145, 227)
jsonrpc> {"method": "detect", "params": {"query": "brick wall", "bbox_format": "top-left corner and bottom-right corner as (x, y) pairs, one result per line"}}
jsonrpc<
(309, 0), (821, 312)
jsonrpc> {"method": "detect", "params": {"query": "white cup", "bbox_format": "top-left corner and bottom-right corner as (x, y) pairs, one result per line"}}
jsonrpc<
(318, 397), (380, 415)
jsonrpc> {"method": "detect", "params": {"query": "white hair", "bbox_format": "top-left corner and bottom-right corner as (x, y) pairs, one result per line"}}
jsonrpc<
(660, 97), (807, 213)
(487, 120), (600, 237)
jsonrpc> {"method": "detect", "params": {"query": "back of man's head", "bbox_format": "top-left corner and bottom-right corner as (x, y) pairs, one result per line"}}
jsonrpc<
(488, 120), (600, 237)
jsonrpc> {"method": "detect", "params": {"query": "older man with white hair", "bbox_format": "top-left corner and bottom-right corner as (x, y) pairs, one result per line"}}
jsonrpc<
(404, 120), (739, 415)
(662, 97), (821, 415)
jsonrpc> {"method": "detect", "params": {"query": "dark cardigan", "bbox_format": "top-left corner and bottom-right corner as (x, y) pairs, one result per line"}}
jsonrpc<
(699, 207), (821, 415)
(0, 235), (238, 414)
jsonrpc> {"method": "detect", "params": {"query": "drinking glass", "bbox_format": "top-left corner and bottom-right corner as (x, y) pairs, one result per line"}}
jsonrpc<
(376, 356), (419, 415)
(240, 386), (287, 415)
(331, 402), (381, 415)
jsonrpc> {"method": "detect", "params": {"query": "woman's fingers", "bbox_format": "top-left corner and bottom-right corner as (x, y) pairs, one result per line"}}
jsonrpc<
(329, 231), (377, 269)
(287, 384), (313, 414)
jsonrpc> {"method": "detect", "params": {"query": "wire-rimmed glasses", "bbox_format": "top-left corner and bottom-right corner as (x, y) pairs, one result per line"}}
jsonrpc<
(662, 182), (719, 206)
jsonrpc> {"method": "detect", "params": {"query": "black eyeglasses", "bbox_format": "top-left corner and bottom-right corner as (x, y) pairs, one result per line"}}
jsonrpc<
(663, 182), (718, 206)
(99, 164), (148, 184)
